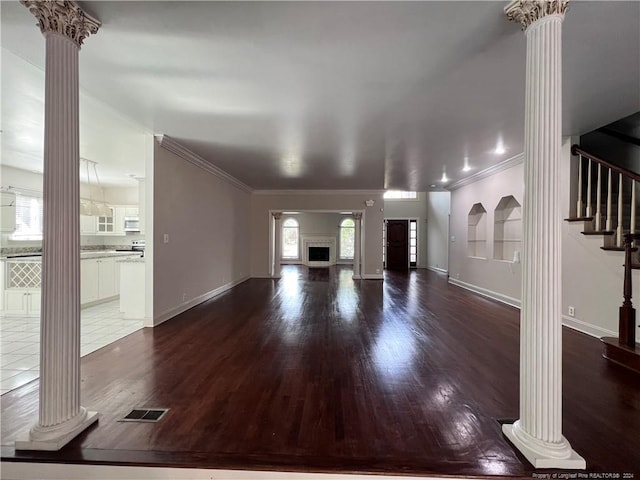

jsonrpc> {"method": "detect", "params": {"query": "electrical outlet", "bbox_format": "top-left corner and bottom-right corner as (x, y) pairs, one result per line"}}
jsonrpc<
(182, 293), (187, 302)
(568, 306), (575, 317)
(376, 269), (381, 274)
(163, 234), (169, 244)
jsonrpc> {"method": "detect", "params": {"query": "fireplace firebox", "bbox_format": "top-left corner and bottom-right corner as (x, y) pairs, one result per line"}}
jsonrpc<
(308, 246), (330, 262)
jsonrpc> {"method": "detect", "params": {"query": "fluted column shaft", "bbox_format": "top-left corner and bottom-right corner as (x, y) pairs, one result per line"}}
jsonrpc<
(39, 32), (83, 428)
(353, 213), (362, 279)
(520, 13), (563, 443)
(502, 0), (584, 468)
(273, 212), (283, 278)
(16, 0), (100, 451)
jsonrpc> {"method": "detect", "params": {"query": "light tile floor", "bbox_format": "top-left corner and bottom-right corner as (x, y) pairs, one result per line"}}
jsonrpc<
(0, 300), (143, 394)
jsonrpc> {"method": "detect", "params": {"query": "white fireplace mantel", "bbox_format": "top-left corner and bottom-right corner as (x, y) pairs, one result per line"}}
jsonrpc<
(302, 235), (336, 267)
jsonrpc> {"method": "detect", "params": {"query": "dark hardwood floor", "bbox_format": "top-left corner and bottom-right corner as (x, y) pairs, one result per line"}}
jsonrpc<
(1, 266), (639, 476)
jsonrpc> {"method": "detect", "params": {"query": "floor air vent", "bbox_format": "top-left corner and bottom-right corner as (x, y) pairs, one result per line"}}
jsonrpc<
(120, 408), (169, 423)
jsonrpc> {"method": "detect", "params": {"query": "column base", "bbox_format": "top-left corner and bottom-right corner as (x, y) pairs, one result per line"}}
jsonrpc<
(352, 274), (362, 280)
(16, 409), (99, 451)
(503, 422), (585, 469)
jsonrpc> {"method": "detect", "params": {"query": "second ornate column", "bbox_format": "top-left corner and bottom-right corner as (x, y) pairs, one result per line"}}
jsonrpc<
(502, 0), (584, 468)
(272, 212), (283, 278)
(352, 213), (362, 279)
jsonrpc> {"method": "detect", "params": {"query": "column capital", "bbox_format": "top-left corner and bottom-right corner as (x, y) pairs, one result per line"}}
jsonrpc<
(272, 212), (283, 220)
(21, 0), (100, 47)
(353, 212), (363, 221)
(505, 0), (568, 30)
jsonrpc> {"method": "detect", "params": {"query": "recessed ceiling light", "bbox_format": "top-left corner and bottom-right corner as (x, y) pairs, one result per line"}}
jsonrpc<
(441, 173), (449, 183)
(462, 165), (471, 172)
(495, 141), (506, 155)
(339, 211), (353, 215)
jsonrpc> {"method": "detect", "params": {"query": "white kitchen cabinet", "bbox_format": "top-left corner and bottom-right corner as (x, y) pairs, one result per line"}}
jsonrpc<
(80, 214), (97, 235)
(81, 259), (99, 304)
(81, 257), (119, 306)
(3, 290), (40, 316)
(124, 207), (139, 217)
(113, 207), (126, 235)
(98, 257), (117, 298)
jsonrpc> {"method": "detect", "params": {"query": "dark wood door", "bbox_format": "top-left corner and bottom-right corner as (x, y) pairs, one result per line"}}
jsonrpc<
(386, 220), (408, 271)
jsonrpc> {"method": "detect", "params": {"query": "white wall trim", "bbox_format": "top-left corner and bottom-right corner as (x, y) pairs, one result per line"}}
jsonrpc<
(427, 266), (448, 274)
(362, 273), (384, 280)
(561, 315), (616, 339)
(254, 189), (384, 196)
(448, 277), (521, 309)
(448, 153), (524, 191)
(152, 276), (250, 327)
(156, 135), (253, 193)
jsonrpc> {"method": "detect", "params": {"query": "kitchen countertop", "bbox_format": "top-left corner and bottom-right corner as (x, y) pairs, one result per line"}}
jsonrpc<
(117, 258), (145, 263)
(1, 251), (143, 261)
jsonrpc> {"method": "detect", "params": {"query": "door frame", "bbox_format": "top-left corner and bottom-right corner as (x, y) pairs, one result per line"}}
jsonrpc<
(384, 217), (419, 270)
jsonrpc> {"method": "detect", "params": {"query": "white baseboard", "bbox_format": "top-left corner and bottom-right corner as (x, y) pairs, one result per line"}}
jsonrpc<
(427, 266), (448, 274)
(362, 273), (384, 280)
(448, 278), (521, 309)
(153, 276), (250, 327)
(561, 315), (616, 339)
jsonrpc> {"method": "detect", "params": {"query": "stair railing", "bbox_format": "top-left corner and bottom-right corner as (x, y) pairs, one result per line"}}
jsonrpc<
(572, 145), (639, 248)
(572, 145), (639, 351)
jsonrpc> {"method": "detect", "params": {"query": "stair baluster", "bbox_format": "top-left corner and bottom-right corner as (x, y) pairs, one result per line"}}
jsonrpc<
(586, 158), (593, 217)
(595, 163), (602, 231)
(617, 173), (624, 247)
(606, 168), (613, 232)
(631, 181), (636, 235)
(576, 154), (583, 217)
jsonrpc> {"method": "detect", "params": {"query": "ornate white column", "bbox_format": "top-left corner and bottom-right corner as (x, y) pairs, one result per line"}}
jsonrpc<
(272, 212), (283, 278)
(352, 212), (362, 279)
(16, 0), (100, 451)
(503, 0), (585, 468)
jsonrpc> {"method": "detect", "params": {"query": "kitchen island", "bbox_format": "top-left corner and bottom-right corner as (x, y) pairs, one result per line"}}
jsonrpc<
(117, 257), (145, 319)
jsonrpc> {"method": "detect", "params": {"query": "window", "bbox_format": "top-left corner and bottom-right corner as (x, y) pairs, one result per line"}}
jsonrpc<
(383, 191), (417, 200)
(282, 218), (299, 259)
(339, 218), (355, 259)
(12, 194), (44, 241)
(409, 219), (417, 267)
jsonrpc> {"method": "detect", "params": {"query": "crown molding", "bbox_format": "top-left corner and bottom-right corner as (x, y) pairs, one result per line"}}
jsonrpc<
(156, 135), (253, 193)
(253, 189), (384, 196)
(448, 153), (524, 191)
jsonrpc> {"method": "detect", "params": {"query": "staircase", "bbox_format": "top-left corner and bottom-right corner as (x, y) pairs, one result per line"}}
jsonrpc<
(566, 145), (640, 374)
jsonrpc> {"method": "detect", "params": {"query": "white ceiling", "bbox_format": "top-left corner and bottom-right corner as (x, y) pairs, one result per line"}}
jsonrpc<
(1, 1), (638, 190)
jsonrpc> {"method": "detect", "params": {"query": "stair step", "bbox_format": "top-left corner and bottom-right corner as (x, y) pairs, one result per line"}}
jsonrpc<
(601, 246), (639, 252)
(581, 231), (615, 236)
(565, 217), (594, 222)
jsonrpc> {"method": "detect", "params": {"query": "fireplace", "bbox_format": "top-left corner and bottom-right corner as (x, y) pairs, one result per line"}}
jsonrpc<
(302, 235), (336, 267)
(308, 246), (330, 262)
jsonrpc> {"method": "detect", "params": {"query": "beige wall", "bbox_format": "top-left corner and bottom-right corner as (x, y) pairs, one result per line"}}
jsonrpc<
(383, 192), (429, 268)
(251, 192), (384, 278)
(449, 160), (524, 306)
(153, 140), (251, 321)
